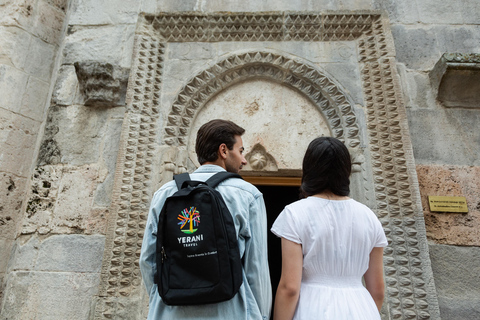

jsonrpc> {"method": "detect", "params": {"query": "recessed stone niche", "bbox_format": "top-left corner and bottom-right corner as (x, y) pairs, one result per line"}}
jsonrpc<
(91, 12), (441, 320)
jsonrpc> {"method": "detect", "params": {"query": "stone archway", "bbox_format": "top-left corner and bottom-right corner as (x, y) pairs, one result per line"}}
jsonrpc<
(161, 50), (362, 175)
(94, 12), (440, 320)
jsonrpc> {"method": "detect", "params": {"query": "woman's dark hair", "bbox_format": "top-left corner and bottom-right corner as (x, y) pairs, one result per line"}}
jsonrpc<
(300, 137), (352, 198)
(195, 119), (245, 164)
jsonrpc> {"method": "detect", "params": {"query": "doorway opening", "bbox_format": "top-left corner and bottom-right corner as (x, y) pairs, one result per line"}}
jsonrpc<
(255, 183), (301, 316)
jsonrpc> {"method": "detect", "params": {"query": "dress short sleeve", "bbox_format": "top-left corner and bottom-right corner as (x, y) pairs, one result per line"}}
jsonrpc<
(373, 215), (388, 248)
(270, 207), (302, 244)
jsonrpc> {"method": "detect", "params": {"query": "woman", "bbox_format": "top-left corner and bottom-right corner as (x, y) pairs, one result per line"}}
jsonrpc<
(271, 137), (387, 320)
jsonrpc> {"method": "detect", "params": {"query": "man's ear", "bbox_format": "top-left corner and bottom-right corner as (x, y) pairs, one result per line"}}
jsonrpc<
(218, 143), (228, 160)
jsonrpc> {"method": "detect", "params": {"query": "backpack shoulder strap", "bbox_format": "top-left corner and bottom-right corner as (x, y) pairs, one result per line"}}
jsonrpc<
(205, 172), (242, 188)
(173, 172), (191, 190)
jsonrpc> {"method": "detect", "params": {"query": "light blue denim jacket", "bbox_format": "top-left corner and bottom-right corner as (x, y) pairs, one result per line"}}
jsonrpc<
(139, 165), (272, 320)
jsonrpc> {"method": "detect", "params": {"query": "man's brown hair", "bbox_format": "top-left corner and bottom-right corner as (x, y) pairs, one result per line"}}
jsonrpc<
(195, 119), (245, 165)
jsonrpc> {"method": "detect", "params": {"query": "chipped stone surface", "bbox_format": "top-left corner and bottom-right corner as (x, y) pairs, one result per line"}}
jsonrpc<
(417, 165), (480, 246)
(0, 172), (26, 240)
(22, 165), (104, 235)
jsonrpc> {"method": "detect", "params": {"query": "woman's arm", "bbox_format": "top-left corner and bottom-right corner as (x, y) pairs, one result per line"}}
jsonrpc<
(363, 247), (385, 311)
(273, 238), (303, 320)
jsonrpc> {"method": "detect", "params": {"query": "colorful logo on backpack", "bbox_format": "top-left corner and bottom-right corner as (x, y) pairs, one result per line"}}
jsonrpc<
(178, 206), (200, 234)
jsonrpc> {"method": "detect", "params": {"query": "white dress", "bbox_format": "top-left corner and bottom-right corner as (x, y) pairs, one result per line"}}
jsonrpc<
(271, 197), (388, 320)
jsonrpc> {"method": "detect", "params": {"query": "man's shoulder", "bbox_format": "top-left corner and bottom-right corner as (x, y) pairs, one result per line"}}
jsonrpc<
(218, 176), (261, 197)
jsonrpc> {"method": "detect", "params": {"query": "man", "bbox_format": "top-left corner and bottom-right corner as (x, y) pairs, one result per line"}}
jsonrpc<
(139, 119), (272, 320)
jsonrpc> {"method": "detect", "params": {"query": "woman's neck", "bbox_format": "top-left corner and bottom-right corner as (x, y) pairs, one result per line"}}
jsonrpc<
(312, 190), (350, 201)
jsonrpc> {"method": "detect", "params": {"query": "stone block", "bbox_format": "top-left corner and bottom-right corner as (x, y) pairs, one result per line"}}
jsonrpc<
(24, 35), (56, 80)
(0, 238), (14, 278)
(37, 105), (112, 166)
(0, 270), (100, 320)
(35, 234), (105, 272)
(429, 244), (480, 320)
(391, 25), (441, 71)
(0, 64), (28, 111)
(396, 64), (437, 110)
(159, 0), (371, 12)
(94, 117), (123, 207)
(51, 64), (81, 106)
(33, 0), (66, 44)
(0, 109), (40, 177)
(69, 0), (141, 25)
(417, 0), (463, 24)
(462, 0), (480, 24)
(20, 76), (50, 121)
(429, 53), (480, 109)
(372, 0), (419, 24)
(21, 165), (102, 235)
(0, 0), (35, 31)
(417, 165), (480, 246)
(6, 236), (41, 272)
(434, 26), (480, 55)
(407, 109), (480, 166)
(0, 172), (26, 239)
(0, 26), (31, 69)
(63, 25), (136, 69)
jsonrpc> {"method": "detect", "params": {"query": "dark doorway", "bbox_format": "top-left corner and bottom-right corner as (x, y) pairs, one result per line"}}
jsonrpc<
(256, 185), (300, 317)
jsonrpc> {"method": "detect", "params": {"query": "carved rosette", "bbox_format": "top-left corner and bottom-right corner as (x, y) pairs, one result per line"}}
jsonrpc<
(95, 12), (439, 320)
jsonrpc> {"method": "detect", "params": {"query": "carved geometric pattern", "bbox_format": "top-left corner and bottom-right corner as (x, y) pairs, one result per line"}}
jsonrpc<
(163, 50), (361, 152)
(94, 34), (164, 319)
(148, 12), (375, 42)
(95, 12), (439, 320)
(359, 17), (432, 319)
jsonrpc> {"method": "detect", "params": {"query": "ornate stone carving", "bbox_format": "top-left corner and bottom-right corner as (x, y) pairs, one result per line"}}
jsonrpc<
(163, 50), (361, 152)
(94, 34), (163, 319)
(430, 53), (480, 108)
(74, 61), (129, 107)
(244, 143), (278, 172)
(95, 12), (439, 320)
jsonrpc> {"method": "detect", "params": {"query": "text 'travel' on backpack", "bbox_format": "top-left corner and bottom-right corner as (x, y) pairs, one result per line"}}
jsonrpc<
(154, 171), (243, 305)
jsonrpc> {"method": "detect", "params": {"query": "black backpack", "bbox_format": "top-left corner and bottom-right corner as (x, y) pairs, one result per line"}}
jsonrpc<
(154, 171), (243, 305)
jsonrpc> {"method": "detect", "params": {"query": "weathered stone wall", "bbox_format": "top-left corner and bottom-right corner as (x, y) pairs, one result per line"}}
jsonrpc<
(377, 2), (480, 319)
(0, 0), (479, 319)
(0, 0), (70, 303)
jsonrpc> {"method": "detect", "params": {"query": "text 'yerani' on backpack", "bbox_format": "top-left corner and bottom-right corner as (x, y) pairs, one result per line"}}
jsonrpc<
(154, 172), (243, 305)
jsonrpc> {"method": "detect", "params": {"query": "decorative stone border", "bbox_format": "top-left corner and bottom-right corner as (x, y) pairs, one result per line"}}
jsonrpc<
(94, 12), (440, 320)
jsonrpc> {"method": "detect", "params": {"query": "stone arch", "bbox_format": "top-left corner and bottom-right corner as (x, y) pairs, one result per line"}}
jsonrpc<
(163, 50), (361, 153)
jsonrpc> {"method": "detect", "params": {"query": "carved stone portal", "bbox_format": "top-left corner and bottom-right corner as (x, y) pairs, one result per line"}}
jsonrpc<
(93, 12), (440, 320)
